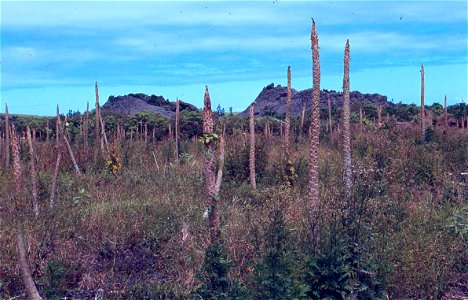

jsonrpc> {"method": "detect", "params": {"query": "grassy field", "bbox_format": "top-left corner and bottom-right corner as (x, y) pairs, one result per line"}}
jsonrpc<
(0, 111), (467, 299)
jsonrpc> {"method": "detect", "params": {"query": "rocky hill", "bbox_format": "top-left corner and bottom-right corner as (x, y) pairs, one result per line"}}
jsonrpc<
(239, 83), (388, 117)
(102, 93), (197, 118)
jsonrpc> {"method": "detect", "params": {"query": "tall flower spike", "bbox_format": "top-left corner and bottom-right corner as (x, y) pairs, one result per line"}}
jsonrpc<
(342, 39), (352, 197)
(11, 124), (43, 300)
(26, 126), (39, 217)
(203, 86), (219, 242)
(249, 104), (256, 190)
(285, 66), (291, 161)
(175, 99), (180, 161)
(309, 18), (321, 249)
(5, 103), (10, 168)
(420, 65), (425, 139)
(95, 81), (101, 158)
(444, 95), (448, 128)
(203, 85), (214, 134)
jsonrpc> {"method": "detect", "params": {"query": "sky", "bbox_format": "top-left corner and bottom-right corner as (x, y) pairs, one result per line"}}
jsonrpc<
(1, 0), (467, 116)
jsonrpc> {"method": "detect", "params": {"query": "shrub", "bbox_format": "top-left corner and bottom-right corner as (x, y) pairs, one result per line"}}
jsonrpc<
(196, 241), (246, 299)
(304, 236), (385, 300)
(250, 208), (306, 299)
(224, 141), (268, 184)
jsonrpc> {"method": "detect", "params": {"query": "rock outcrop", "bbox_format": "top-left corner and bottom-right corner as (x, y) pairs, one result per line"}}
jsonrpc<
(239, 83), (388, 117)
(102, 93), (197, 118)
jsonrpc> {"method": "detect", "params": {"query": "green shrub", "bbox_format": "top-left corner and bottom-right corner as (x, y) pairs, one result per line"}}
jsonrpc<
(196, 241), (246, 299)
(42, 259), (69, 298)
(224, 141), (268, 184)
(250, 209), (307, 299)
(304, 236), (385, 300)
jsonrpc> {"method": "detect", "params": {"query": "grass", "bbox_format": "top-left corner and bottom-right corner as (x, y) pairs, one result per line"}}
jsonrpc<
(0, 119), (466, 299)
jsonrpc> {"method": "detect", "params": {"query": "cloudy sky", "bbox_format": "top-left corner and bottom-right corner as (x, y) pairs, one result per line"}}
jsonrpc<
(1, 1), (467, 116)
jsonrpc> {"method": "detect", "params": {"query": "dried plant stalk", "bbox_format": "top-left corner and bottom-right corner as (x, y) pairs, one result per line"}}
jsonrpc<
(249, 104), (256, 190)
(214, 134), (225, 194)
(342, 39), (352, 197)
(309, 19), (321, 247)
(378, 105), (382, 129)
(421, 64), (425, 138)
(285, 66), (291, 161)
(444, 95), (448, 128)
(84, 101), (89, 158)
(99, 110), (109, 153)
(95, 81), (101, 158)
(175, 99), (180, 160)
(26, 126), (39, 217)
(46, 119), (49, 144)
(359, 105), (363, 131)
(63, 125), (81, 175)
(50, 106), (62, 210)
(300, 101), (306, 137)
(5, 103), (10, 168)
(11, 124), (43, 300)
(328, 94), (332, 133)
(203, 86), (225, 242)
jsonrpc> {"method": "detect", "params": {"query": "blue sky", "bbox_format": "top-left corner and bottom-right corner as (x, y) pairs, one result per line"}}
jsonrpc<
(1, 1), (467, 116)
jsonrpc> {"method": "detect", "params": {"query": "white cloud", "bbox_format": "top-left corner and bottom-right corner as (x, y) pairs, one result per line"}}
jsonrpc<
(115, 33), (307, 54)
(3, 1), (465, 30)
(1, 2), (281, 29)
(321, 31), (467, 54)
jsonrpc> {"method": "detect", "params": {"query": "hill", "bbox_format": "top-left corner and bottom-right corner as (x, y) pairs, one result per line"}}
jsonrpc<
(238, 83), (388, 117)
(102, 93), (198, 118)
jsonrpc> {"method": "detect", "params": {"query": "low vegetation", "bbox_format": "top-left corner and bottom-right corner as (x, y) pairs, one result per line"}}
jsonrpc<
(0, 102), (466, 299)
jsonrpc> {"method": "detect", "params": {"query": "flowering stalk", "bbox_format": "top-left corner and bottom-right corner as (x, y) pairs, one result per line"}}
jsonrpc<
(11, 124), (43, 300)
(26, 126), (39, 217)
(342, 39), (352, 197)
(249, 104), (256, 190)
(309, 19), (321, 248)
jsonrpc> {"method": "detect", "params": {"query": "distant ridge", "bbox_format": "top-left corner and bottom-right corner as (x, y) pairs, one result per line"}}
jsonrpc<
(101, 84), (389, 118)
(239, 83), (388, 117)
(102, 93), (197, 118)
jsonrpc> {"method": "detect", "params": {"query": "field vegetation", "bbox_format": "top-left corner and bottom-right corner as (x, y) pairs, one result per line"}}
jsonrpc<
(0, 96), (466, 299)
(0, 24), (467, 300)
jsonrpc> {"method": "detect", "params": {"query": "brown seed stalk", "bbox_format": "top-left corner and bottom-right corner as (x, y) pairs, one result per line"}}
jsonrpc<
(249, 104), (256, 190)
(309, 18), (321, 248)
(11, 124), (43, 300)
(95, 81), (101, 158)
(84, 101), (89, 159)
(26, 126), (39, 217)
(285, 66), (291, 161)
(203, 86), (224, 242)
(444, 95), (448, 128)
(175, 99), (180, 161)
(342, 39), (352, 198)
(328, 94), (332, 133)
(421, 64), (425, 139)
(5, 103), (10, 168)
(50, 105), (62, 210)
